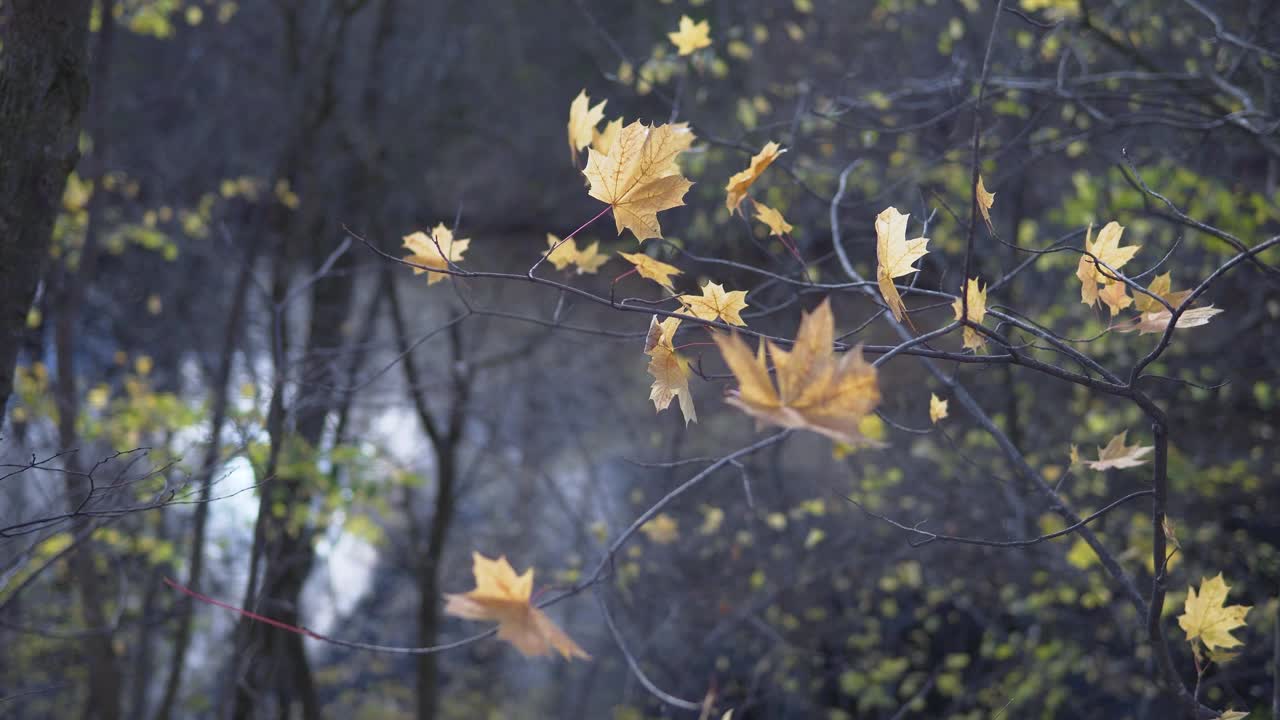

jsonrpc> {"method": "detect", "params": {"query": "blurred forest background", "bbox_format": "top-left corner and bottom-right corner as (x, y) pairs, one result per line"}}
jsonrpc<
(2, 0), (1279, 718)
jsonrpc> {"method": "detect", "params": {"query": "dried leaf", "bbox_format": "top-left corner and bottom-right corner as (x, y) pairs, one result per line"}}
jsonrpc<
(713, 299), (881, 445)
(644, 316), (697, 424)
(592, 117), (623, 156)
(668, 15), (711, 55)
(1098, 279), (1133, 317)
(584, 121), (695, 241)
(1076, 221), (1140, 309)
(1084, 431), (1152, 470)
(950, 277), (988, 350)
(725, 142), (785, 214)
(621, 251), (682, 291)
(568, 90), (607, 162)
(1179, 574), (1250, 652)
(680, 282), (749, 326)
(545, 234), (610, 274)
(929, 393), (948, 424)
(444, 552), (590, 660)
(1117, 305), (1225, 335)
(976, 175), (995, 231)
(875, 207), (930, 322)
(754, 202), (793, 236)
(403, 223), (469, 285)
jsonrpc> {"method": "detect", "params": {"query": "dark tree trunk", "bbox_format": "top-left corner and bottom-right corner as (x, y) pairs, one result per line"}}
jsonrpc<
(0, 0), (93, 414)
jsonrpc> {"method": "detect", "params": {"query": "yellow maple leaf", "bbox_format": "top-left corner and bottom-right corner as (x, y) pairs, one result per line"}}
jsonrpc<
(567, 90), (607, 162)
(641, 513), (680, 543)
(679, 281), (749, 326)
(754, 202), (793, 236)
(976, 175), (995, 231)
(592, 117), (623, 155)
(621, 251), (682, 291)
(403, 223), (469, 285)
(1098, 279), (1133, 317)
(875, 207), (930, 322)
(644, 315), (697, 424)
(1084, 431), (1152, 470)
(725, 141), (785, 214)
(668, 15), (711, 56)
(584, 121), (694, 242)
(443, 552), (590, 660)
(1076, 221), (1140, 308)
(1132, 272), (1190, 314)
(1117, 305), (1225, 335)
(1179, 574), (1250, 653)
(572, 241), (610, 274)
(545, 234), (610, 275)
(950, 277), (988, 351)
(712, 299), (881, 445)
(929, 393), (948, 424)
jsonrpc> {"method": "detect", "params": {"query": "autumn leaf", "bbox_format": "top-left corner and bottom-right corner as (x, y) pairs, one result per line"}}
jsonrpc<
(403, 223), (469, 285)
(1179, 574), (1250, 653)
(1218, 710), (1250, 720)
(584, 120), (694, 242)
(443, 552), (590, 660)
(668, 15), (711, 56)
(1084, 431), (1152, 470)
(641, 513), (680, 543)
(679, 282), (749, 326)
(1076, 221), (1139, 309)
(875, 207), (930, 322)
(645, 315), (697, 424)
(545, 234), (610, 274)
(621, 251), (682, 291)
(754, 202), (793, 236)
(725, 142), (785, 214)
(929, 393), (948, 424)
(567, 90), (607, 163)
(1132, 273), (1189, 313)
(976, 175), (995, 231)
(1098, 279), (1133, 317)
(950, 277), (988, 351)
(712, 299), (881, 445)
(1116, 305), (1225, 335)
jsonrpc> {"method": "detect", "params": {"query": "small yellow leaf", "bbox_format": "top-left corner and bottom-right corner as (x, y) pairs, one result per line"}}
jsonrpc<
(644, 315), (697, 424)
(584, 121), (695, 242)
(640, 513), (680, 543)
(753, 202), (793, 236)
(444, 552), (590, 660)
(1098, 279), (1133, 317)
(725, 142), (785, 214)
(1084, 431), (1152, 471)
(929, 393), (948, 424)
(568, 90), (607, 162)
(544, 233), (578, 271)
(1178, 574), (1250, 652)
(403, 224), (469, 285)
(950, 277), (988, 351)
(572, 241), (610, 274)
(621, 252), (682, 291)
(668, 15), (711, 56)
(976, 175), (995, 231)
(679, 282), (749, 326)
(1076, 221), (1139, 309)
(713, 299), (881, 445)
(875, 207), (930, 322)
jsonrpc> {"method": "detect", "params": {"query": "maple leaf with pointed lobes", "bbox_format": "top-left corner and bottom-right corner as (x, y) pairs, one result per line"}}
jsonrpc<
(668, 15), (711, 56)
(713, 299), (881, 445)
(584, 120), (694, 242)
(1076, 221), (1140, 308)
(1179, 574), (1250, 653)
(620, 251), (682, 291)
(929, 393), (948, 424)
(402, 223), (469, 285)
(572, 241), (609, 274)
(545, 234), (610, 275)
(1116, 272), (1223, 335)
(444, 552), (590, 660)
(1084, 431), (1153, 470)
(1097, 279), (1133, 317)
(567, 90), (606, 163)
(754, 202), (793, 236)
(951, 278), (988, 350)
(976, 175), (996, 231)
(875, 207), (930, 322)
(726, 142), (785, 214)
(644, 315), (696, 424)
(680, 282), (749, 326)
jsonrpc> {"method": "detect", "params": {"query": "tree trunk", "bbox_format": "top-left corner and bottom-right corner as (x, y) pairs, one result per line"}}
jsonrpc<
(0, 0), (93, 414)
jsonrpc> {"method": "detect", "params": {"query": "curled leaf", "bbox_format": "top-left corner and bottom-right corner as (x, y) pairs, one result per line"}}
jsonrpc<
(726, 142), (785, 214)
(875, 207), (930, 322)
